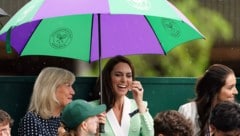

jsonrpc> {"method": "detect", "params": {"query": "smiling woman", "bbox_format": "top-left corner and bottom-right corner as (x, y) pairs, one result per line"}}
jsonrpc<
(91, 55), (154, 136)
(18, 67), (76, 136)
(178, 64), (238, 136)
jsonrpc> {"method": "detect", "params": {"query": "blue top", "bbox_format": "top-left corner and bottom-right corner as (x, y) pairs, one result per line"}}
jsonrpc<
(18, 111), (61, 136)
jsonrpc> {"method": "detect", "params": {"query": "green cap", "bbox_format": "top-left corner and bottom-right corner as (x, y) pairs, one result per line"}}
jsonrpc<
(61, 99), (106, 129)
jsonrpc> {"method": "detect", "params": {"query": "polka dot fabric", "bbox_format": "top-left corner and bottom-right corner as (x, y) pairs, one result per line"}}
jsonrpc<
(18, 111), (61, 136)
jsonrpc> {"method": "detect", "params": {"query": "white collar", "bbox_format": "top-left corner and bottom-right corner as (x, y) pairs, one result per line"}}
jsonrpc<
(106, 96), (131, 136)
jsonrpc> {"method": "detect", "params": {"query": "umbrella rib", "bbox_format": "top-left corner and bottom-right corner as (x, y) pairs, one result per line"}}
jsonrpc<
(89, 14), (94, 63)
(98, 13), (102, 61)
(97, 13), (105, 133)
(144, 16), (167, 55)
(97, 13), (103, 104)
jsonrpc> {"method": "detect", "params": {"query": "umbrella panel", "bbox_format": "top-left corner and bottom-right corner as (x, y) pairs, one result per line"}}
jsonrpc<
(0, 0), (204, 63)
(22, 14), (92, 62)
(147, 16), (204, 53)
(91, 14), (164, 62)
(12, 14), (165, 62)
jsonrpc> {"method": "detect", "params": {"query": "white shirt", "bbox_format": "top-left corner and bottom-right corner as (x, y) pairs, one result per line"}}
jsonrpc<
(178, 102), (201, 136)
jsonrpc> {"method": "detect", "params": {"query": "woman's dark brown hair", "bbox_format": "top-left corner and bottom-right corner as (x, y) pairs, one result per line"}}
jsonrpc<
(195, 64), (234, 136)
(92, 55), (135, 111)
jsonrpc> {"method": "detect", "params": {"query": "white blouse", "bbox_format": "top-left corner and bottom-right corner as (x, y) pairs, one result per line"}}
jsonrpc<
(178, 102), (201, 136)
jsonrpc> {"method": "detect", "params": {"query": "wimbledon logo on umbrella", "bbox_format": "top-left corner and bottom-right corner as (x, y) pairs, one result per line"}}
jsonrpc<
(126, 0), (151, 11)
(162, 19), (181, 38)
(49, 28), (73, 49)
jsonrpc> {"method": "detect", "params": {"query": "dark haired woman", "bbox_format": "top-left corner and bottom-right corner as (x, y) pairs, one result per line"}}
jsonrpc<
(92, 55), (154, 136)
(178, 64), (238, 136)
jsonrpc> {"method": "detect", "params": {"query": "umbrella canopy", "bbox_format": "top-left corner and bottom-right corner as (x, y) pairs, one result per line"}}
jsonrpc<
(0, 1), (204, 132)
(0, 0), (204, 62)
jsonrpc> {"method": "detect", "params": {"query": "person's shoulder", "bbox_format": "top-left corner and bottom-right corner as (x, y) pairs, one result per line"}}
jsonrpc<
(178, 101), (198, 118)
(179, 101), (196, 109)
(22, 111), (44, 122)
(19, 111), (39, 128)
(23, 111), (36, 118)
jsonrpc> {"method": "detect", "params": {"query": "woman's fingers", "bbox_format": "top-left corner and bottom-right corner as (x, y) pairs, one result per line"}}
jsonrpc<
(131, 81), (143, 92)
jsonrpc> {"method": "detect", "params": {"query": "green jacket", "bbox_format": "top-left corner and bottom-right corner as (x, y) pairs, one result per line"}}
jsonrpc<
(90, 97), (154, 136)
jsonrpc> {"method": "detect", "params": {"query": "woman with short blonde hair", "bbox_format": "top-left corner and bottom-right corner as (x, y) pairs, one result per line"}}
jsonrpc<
(18, 67), (76, 136)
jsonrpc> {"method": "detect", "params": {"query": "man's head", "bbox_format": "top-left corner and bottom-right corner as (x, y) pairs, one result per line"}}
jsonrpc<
(210, 101), (240, 136)
(0, 110), (13, 136)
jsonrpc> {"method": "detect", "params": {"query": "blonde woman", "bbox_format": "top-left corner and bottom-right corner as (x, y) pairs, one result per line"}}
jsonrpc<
(18, 67), (76, 136)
